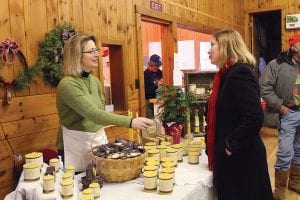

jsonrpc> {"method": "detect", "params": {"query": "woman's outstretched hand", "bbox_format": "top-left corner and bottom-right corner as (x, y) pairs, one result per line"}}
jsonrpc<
(131, 117), (153, 130)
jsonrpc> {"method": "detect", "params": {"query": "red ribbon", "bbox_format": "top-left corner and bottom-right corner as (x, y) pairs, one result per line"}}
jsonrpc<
(0, 38), (20, 64)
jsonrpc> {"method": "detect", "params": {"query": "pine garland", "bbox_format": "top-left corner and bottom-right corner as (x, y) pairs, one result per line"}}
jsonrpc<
(36, 22), (75, 86)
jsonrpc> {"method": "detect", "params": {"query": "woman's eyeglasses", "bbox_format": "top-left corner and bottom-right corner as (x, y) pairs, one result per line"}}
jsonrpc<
(82, 48), (100, 55)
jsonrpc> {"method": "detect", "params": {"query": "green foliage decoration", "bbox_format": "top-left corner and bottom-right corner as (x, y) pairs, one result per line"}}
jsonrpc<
(36, 22), (75, 86)
(156, 85), (197, 124)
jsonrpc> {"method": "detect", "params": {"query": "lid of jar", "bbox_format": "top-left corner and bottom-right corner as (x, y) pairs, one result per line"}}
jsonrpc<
(83, 188), (93, 195)
(146, 160), (159, 166)
(188, 151), (200, 156)
(191, 144), (201, 148)
(62, 172), (72, 179)
(49, 158), (59, 163)
(157, 145), (167, 149)
(161, 142), (171, 146)
(145, 157), (158, 163)
(160, 157), (173, 163)
(162, 162), (175, 168)
(171, 144), (183, 149)
(89, 182), (99, 188)
(25, 152), (42, 159)
(43, 175), (54, 181)
(161, 167), (175, 173)
(192, 140), (202, 145)
(65, 165), (75, 170)
(144, 165), (157, 171)
(159, 173), (173, 180)
(80, 195), (92, 200)
(148, 149), (159, 154)
(189, 148), (199, 152)
(143, 171), (157, 178)
(145, 142), (156, 146)
(144, 147), (154, 152)
(166, 148), (177, 153)
(23, 162), (39, 169)
(60, 180), (73, 186)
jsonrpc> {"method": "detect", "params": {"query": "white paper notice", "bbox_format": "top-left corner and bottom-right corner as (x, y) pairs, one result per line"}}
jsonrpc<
(178, 40), (195, 70)
(199, 42), (218, 72)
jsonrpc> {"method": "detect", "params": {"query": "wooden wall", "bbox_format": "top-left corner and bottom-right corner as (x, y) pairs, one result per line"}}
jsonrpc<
(244, 0), (300, 50)
(0, 0), (245, 198)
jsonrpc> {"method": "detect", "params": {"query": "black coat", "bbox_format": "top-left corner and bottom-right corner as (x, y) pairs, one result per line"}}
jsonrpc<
(214, 63), (273, 200)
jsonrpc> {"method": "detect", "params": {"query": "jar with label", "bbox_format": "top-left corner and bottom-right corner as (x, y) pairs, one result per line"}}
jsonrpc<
(144, 165), (158, 173)
(161, 167), (175, 185)
(82, 188), (94, 200)
(182, 140), (191, 156)
(156, 145), (167, 159)
(23, 163), (40, 181)
(161, 161), (176, 169)
(166, 148), (178, 166)
(188, 151), (200, 164)
(62, 172), (73, 182)
(160, 157), (173, 164)
(61, 180), (73, 198)
(144, 146), (154, 157)
(43, 175), (55, 193)
(191, 143), (202, 155)
(161, 141), (171, 147)
(194, 109), (200, 133)
(65, 165), (75, 177)
(145, 142), (157, 148)
(89, 182), (100, 199)
(159, 173), (173, 193)
(143, 171), (158, 191)
(171, 144), (183, 162)
(49, 158), (59, 172)
(145, 157), (158, 164)
(80, 195), (92, 200)
(146, 160), (159, 171)
(25, 152), (43, 168)
(147, 149), (160, 161)
(188, 84), (196, 93)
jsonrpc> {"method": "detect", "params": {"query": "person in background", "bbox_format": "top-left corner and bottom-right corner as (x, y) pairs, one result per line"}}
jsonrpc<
(260, 33), (300, 200)
(56, 34), (153, 172)
(207, 29), (273, 200)
(144, 54), (163, 118)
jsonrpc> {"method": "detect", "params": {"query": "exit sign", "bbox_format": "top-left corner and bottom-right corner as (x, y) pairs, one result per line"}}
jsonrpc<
(150, 1), (162, 12)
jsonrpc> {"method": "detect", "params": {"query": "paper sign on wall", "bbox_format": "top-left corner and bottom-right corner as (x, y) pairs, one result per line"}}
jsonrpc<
(286, 14), (300, 29)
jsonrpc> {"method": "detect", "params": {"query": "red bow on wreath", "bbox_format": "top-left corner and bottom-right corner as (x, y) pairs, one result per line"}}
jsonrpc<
(0, 38), (29, 104)
(0, 38), (20, 64)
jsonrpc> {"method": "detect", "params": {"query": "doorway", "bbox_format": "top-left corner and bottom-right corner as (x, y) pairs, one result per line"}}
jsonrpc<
(251, 10), (281, 76)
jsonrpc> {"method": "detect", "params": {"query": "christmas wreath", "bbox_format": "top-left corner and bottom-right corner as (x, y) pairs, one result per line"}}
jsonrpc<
(0, 38), (40, 103)
(35, 23), (76, 86)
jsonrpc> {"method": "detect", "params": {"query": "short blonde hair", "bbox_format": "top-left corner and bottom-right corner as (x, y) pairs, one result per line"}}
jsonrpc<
(63, 34), (96, 76)
(213, 29), (256, 69)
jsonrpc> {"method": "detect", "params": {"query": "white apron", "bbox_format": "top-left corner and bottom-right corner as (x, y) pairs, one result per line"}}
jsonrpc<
(62, 126), (108, 172)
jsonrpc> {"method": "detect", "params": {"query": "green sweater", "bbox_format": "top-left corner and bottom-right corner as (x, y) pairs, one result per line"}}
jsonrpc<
(56, 75), (131, 150)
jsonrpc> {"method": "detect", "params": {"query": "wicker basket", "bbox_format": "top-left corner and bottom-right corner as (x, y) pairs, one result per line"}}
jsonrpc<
(89, 126), (145, 183)
(90, 153), (144, 182)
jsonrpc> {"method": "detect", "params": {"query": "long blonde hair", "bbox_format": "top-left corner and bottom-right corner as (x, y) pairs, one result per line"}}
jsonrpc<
(213, 29), (256, 68)
(63, 34), (96, 76)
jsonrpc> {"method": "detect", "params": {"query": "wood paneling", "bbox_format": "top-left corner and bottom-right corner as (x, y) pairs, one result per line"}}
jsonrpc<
(245, 0), (299, 51)
(8, 128), (57, 155)
(2, 114), (59, 139)
(0, 94), (57, 122)
(0, 140), (14, 170)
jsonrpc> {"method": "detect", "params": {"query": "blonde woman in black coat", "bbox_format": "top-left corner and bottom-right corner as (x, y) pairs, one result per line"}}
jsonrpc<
(206, 29), (273, 200)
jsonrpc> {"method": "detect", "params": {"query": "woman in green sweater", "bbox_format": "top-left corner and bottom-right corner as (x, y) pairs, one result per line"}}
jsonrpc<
(56, 34), (152, 172)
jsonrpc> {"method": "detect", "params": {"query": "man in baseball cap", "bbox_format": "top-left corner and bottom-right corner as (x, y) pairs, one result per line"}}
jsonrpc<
(144, 54), (163, 118)
(260, 33), (300, 199)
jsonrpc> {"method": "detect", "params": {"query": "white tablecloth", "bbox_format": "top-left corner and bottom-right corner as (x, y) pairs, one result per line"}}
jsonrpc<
(5, 154), (217, 200)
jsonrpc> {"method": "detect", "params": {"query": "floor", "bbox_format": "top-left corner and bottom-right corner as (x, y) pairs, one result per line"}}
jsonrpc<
(260, 126), (300, 200)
